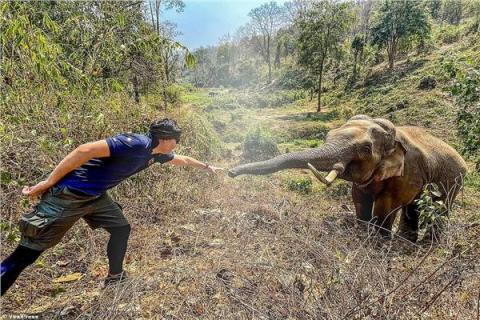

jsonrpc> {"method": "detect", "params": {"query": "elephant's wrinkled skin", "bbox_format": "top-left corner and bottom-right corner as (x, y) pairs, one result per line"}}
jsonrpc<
(228, 115), (467, 241)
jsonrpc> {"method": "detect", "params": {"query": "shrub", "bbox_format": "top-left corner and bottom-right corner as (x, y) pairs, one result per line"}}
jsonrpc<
(435, 25), (461, 44)
(241, 127), (280, 162)
(450, 63), (480, 170)
(165, 84), (184, 106)
(286, 177), (313, 194)
(414, 183), (448, 240)
(417, 76), (437, 90)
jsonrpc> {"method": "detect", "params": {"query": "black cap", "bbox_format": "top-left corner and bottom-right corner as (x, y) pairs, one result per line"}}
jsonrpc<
(149, 118), (182, 146)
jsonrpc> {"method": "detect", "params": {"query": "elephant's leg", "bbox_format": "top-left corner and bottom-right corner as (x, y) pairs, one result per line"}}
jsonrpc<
(352, 185), (374, 222)
(372, 194), (403, 238)
(398, 203), (419, 242)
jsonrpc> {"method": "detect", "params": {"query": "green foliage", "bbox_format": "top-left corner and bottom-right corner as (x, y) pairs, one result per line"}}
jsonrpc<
(449, 61), (480, 170)
(277, 66), (316, 90)
(165, 84), (185, 106)
(0, 222), (20, 244)
(248, 1), (285, 83)
(441, 0), (463, 25)
(371, 0), (430, 68)
(296, 1), (352, 72)
(178, 110), (224, 160)
(1, 1), (194, 106)
(187, 45), (259, 88)
(286, 177), (313, 194)
(295, 0), (352, 111)
(435, 24), (463, 44)
(414, 183), (448, 231)
(240, 91), (305, 109)
(464, 171), (480, 189)
(426, 0), (442, 20)
(242, 127), (280, 162)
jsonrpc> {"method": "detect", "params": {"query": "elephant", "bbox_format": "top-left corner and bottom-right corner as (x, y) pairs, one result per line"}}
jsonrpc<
(228, 115), (467, 241)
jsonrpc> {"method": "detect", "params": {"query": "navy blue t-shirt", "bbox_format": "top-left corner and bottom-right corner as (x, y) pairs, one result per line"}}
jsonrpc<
(56, 133), (175, 196)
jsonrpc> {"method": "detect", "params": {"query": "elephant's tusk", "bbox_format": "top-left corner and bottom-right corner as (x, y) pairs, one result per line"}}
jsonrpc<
(325, 169), (338, 184)
(307, 163), (338, 186)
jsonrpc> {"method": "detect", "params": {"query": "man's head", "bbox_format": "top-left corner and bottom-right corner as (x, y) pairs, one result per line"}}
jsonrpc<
(149, 118), (182, 153)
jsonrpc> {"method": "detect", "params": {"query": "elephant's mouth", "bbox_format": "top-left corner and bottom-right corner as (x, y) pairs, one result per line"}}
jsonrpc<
(342, 161), (379, 188)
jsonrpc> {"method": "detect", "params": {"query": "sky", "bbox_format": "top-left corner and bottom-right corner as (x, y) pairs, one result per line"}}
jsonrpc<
(163, 0), (285, 50)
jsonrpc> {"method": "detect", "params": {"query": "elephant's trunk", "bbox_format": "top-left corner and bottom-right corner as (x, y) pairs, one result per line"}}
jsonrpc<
(228, 143), (350, 178)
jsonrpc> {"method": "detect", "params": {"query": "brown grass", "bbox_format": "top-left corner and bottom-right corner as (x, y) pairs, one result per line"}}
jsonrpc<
(1, 87), (479, 319)
(1, 168), (479, 319)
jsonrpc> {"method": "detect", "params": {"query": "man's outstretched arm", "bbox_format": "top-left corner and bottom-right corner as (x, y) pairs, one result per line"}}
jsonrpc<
(168, 155), (223, 174)
(22, 140), (110, 197)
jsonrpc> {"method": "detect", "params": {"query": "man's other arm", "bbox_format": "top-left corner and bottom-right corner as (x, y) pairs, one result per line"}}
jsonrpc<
(22, 140), (110, 197)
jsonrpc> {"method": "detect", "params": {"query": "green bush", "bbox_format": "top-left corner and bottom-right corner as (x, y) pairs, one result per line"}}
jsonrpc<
(414, 183), (448, 238)
(449, 63), (480, 170)
(435, 25), (462, 44)
(165, 84), (185, 106)
(286, 177), (313, 194)
(241, 127), (280, 162)
(464, 172), (480, 190)
(234, 90), (304, 109)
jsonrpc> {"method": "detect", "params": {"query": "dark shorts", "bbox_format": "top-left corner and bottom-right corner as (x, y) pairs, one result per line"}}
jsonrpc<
(19, 185), (129, 251)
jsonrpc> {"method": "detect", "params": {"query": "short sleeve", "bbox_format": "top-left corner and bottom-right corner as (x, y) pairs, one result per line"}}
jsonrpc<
(154, 152), (175, 164)
(106, 134), (146, 157)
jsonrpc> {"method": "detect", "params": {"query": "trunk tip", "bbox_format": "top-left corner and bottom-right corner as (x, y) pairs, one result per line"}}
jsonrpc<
(227, 169), (238, 178)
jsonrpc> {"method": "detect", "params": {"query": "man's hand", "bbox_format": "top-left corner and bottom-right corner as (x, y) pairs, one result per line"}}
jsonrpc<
(22, 180), (53, 198)
(206, 165), (224, 174)
(169, 155), (224, 174)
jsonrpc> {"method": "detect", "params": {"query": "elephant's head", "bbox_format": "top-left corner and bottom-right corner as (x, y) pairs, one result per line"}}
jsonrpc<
(228, 115), (407, 186)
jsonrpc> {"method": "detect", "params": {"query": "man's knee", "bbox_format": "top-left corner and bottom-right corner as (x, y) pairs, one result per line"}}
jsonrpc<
(105, 224), (131, 238)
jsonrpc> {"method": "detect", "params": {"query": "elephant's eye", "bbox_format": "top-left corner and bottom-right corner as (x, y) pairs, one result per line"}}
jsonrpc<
(362, 144), (372, 155)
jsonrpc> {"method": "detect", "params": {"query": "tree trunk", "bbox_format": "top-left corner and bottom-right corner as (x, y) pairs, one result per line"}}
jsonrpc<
(274, 41), (281, 69)
(133, 75), (140, 103)
(352, 52), (358, 82)
(387, 39), (396, 69)
(388, 52), (395, 69)
(149, 2), (155, 27)
(164, 51), (170, 83)
(267, 35), (272, 83)
(155, 0), (161, 34)
(162, 85), (168, 112)
(317, 62), (324, 113)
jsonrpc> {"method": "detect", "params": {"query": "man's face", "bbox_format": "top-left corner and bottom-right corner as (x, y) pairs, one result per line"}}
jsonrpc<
(158, 139), (177, 153)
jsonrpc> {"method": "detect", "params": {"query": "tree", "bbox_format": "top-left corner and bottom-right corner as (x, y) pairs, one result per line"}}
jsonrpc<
(295, 0), (352, 112)
(371, 0), (430, 69)
(345, 0), (372, 88)
(145, 0), (185, 34)
(426, 0), (442, 20)
(349, 35), (365, 86)
(248, 1), (285, 83)
(145, 0), (191, 109)
(441, 0), (463, 25)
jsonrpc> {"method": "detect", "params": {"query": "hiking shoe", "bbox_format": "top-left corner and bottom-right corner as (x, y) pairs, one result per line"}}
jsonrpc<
(103, 271), (128, 287)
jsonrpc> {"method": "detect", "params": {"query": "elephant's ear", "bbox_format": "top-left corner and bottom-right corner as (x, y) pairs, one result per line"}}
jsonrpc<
(374, 140), (407, 181)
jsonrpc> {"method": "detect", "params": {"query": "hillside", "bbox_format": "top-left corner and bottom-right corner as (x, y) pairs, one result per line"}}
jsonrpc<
(1, 33), (479, 320)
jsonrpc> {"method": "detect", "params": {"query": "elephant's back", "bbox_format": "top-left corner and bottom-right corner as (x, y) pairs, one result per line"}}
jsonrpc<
(397, 126), (467, 196)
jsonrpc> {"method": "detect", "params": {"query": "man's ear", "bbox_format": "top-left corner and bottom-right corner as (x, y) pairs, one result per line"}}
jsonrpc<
(374, 140), (407, 181)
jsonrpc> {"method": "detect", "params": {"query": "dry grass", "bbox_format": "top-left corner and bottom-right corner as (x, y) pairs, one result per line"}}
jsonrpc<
(1, 170), (479, 319)
(1, 85), (479, 319)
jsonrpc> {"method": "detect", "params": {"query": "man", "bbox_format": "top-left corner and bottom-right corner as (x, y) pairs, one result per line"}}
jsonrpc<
(1, 118), (222, 295)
